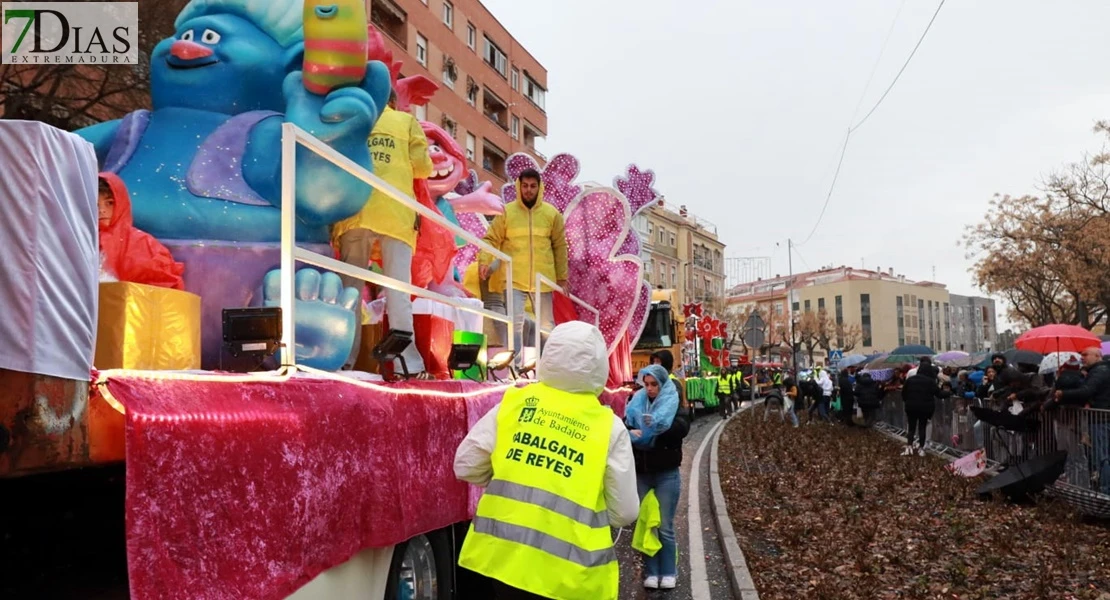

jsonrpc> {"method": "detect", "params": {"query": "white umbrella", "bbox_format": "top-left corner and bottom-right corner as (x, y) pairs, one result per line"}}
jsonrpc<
(1039, 351), (1081, 374)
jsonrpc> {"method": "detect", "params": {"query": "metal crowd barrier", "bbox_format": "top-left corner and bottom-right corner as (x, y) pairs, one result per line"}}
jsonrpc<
(876, 390), (1110, 505)
(279, 123), (515, 366)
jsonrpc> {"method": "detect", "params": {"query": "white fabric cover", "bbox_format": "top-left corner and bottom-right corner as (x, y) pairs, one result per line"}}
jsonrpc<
(537, 321), (609, 395)
(0, 120), (99, 380)
(412, 297), (485, 333)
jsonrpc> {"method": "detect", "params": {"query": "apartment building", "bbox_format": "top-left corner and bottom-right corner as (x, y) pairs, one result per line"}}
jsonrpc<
(369, 0), (548, 190)
(632, 202), (726, 310)
(728, 266), (953, 354)
(948, 294), (998, 352)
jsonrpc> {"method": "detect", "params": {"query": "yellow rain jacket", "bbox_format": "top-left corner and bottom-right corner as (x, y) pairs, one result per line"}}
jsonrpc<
(631, 490), (662, 556)
(478, 179), (569, 293)
(332, 106), (434, 248)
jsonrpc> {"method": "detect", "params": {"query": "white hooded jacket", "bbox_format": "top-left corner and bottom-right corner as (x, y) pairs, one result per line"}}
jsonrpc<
(453, 321), (640, 527)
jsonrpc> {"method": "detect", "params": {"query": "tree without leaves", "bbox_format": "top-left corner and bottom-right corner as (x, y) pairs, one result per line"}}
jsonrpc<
(1, 0), (190, 130)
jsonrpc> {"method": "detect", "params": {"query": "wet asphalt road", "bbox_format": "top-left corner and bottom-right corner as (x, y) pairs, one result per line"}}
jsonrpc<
(616, 411), (737, 600)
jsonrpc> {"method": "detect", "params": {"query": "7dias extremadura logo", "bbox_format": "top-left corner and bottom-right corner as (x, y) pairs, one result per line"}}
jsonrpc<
(2, 2), (138, 65)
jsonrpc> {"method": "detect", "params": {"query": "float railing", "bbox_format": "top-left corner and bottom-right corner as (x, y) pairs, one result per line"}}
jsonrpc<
(531, 273), (601, 365)
(279, 122), (514, 367)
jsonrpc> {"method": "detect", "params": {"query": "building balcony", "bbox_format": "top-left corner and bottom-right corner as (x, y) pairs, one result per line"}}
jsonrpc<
(482, 138), (507, 178)
(369, 0), (407, 47)
(482, 87), (509, 131)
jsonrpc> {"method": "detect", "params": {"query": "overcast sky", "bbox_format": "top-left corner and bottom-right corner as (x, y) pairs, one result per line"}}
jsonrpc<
(482, 0), (1110, 322)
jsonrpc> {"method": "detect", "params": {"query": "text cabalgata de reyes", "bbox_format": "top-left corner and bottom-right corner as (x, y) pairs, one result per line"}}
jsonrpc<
(507, 402), (592, 478)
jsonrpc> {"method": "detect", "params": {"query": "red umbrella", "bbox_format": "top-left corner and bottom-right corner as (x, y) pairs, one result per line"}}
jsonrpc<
(1015, 324), (1100, 354)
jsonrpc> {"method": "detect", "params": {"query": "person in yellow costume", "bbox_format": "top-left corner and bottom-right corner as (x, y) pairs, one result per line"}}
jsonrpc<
(332, 91), (433, 374)
(453, 321), (639, 600)
(478, 168), (568, 366)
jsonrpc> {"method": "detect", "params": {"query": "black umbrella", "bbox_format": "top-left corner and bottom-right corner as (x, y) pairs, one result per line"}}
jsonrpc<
(977, 451), (1067, 502)
(1004, 348), (1043, 367)
(890, 344), (935, 356)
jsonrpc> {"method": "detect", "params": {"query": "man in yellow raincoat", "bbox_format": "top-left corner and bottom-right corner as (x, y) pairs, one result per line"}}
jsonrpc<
(333, 91), (433, 373)
(478, 168), (569, 365)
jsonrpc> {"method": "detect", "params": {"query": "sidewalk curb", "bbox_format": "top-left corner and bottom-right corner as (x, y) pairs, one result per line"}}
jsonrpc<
(709, 406), (761, 600)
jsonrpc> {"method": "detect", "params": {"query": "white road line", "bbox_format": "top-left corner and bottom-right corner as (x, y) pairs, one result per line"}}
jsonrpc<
(688, 417), (727, 600)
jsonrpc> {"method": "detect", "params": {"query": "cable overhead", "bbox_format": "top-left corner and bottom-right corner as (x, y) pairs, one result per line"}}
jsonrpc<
(797, 0), (947, 247)
(850, 0), (946, 134)
(850, 0), (908, 122)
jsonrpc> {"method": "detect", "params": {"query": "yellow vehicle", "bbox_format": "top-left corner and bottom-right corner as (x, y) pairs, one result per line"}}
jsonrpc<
(631, 289), (685, 373)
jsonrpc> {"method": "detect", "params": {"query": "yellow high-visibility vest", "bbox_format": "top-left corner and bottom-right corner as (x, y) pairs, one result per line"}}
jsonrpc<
(718, 373), (732, 394)
(458, 383), (617, 600)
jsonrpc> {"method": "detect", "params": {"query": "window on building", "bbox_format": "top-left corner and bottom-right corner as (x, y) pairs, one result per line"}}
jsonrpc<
(370, 1), (407, 45)
(466, 81), (477, 106)
(927, 300), (934, 348)
(481, 138), (506, 175)
(774, 302), (784, 315)
(657, 228), (665, 244)
(896, 296), (905, 347)
(415, 34), (427, 67)
(944, 302), (951, 351)
(671, 266), (676, 286)
(466, 23), (476, 50)
(668, 233), (675, 246)
(465, 133), (475, 162)
(918, 299), (925, 343)
(442, 1), (453, 28)
(804, 299), (811, 313)
(792, 301), (800, 313)
(484, 36), (507, 77)
(834, 295), (843, 325)
(524, 74), (546, 110)
(647, 222), (654, 236)
(511, 67), (519, 91)
(441, 55), (457, 89)
(511, 115), (519, 140)
(818, 298), (825, 313)
(860, 294), (872, 347)
(413, 104), (427, 121)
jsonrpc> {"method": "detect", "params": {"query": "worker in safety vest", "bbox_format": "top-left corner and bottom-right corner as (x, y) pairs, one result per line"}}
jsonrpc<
(717, 368), (732, 417)
(454, 321), (639, 600)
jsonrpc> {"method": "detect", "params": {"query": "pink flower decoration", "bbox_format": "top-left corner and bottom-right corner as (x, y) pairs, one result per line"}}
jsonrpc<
(453, 168), (479, 196)
(501, 153), (582, 214)
(615, 165), (661, 217)
(452, 212), (490, 272)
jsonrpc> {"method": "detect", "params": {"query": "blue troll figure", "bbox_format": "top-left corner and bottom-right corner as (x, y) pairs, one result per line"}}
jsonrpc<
(77, 0), (393, 370)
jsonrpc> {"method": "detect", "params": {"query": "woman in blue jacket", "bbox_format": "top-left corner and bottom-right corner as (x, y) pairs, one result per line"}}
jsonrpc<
(626, 364), (688, 590)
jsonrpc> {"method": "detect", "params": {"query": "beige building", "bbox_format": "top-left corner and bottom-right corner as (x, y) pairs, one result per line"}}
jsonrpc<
(728, 266), (953, 356)
(632, 203), (726, 309)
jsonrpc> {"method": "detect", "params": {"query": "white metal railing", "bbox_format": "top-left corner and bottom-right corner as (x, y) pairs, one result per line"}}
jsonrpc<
(532, 273), (601, 364)
(279, 123), (514, 367)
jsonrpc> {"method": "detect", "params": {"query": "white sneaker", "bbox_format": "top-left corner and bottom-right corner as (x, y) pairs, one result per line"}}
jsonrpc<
(917, 445), (926, 457)
(660, 576), (677, 589)
(643, 576), (659, 589)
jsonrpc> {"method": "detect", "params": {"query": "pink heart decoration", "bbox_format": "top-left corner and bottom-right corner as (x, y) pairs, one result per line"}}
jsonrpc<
(564, 188), (643, 353)
(626, 282), (652, 349)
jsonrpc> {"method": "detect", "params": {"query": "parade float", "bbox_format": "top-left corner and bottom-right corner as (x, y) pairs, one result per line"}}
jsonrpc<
(0, 1), (660, 598)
